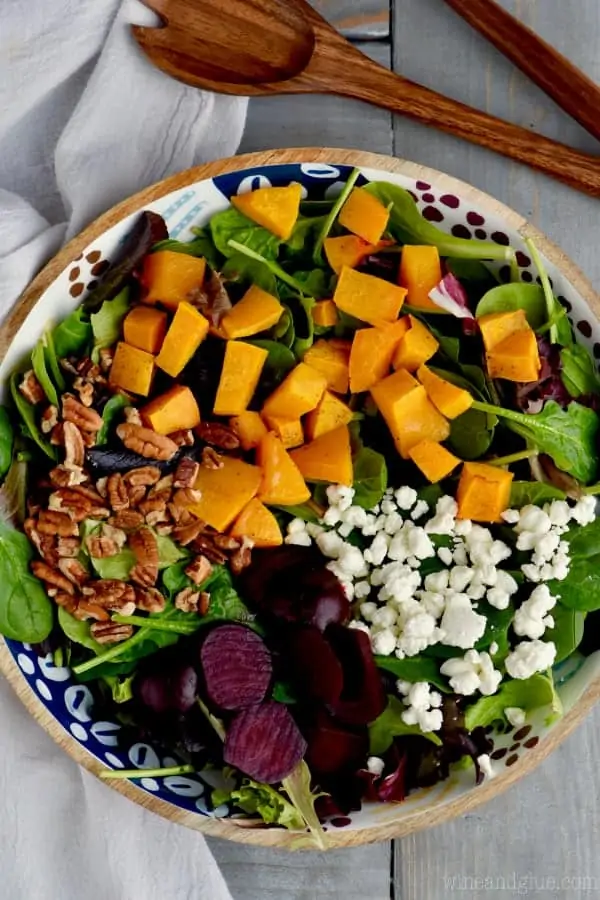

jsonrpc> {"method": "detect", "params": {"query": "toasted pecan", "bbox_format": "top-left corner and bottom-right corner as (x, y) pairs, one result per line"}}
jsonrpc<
(63, 394), (103, 432)
(116, 423), (178, 461)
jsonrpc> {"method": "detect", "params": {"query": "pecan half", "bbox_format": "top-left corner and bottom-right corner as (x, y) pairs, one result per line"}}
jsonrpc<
(57, 537), (81, 558)
(107, 473), (129, 511)
(31, 560), (75, 594)
(86, 534), (120, 558)
(175, 587), (204, 613)
(172, 519), (206, 546)
(124, 406), (142, 426)
(95, 477), (108, 498)
(196, 421), (240, 450)
(40, 405), (59, 434)
(50, 423), (65, 446)
(110, 509), (145, 530)
(190, 535), (227, 565)
(57, 558), (89, 587)
(49, 464), (87, 487)
(172, 487), (202, 508)
(76, 600), (111, 622)
(90, 621), (134, 644)
(99, 348), (114, 372)
(185, 555), (212, 585)
(169, 429), (195, 447)
(168, 502), (194, 526)
(73, 376), (94, 407)
(230, 536), (254, 575)
(63, 421), (86, 468)
(201, 447), (223, 469)
(213, 534), (241, 551)
(63, 394), (103, 432)
(102, 523), (127, 548)
(116, 423), (178, 461)
(129, 527), (159, 587)
(82, 579), (136, 615)
(49, 487), (91, 521)
(173, 457), (200, 489)
(138, 496), (168, 526)
(19, 370), (45, 404)
(135, 587), (166, 614)
(148, 474), (173, 497)
(37, 509), (79, 537)
(124, 466), (161, 487)
(53, 591), (79, 616)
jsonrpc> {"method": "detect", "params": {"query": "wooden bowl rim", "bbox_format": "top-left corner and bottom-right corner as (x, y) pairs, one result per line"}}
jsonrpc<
(1, 147), (599, 850)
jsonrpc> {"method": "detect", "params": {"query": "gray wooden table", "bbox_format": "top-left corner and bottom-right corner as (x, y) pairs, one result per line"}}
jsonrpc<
(209, 2), (600, 897)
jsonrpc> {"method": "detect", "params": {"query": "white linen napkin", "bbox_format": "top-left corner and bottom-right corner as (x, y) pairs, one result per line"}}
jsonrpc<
(0, 1), (248, 897)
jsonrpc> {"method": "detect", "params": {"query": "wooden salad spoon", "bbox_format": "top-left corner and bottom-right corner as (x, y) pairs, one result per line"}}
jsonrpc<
(133, 0), (600, 197)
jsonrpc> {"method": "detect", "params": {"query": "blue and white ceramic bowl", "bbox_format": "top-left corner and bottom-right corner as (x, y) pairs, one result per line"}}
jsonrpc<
(1, 150), (599, 848)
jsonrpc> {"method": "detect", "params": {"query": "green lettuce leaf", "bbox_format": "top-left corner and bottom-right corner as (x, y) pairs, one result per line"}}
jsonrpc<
(369, 696), (443, 755)
(464, 673), (559, 731)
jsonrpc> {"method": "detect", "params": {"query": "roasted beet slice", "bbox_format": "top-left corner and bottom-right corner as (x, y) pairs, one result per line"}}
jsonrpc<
(224, 701), (307, 783)
(327, 625), (386, 725)
(137, 663), (198, 715)
(285, 626), (344, 705)
(200, 624), (272, 711)
(304, 709), (368, 776)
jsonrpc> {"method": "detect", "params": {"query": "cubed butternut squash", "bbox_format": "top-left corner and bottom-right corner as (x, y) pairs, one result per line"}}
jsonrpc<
(393, 315), (439, 372)
(290, 425), (353, 486)
(140, 251), (206, 311)
(312, 299), (338, 328)
(140, 385), (200, 435)
(187, 456), (262, 531)
(213, 341), (268, 416)
(303, 339), (351, 394)
(408, 440), (461, 483)
(417, 365), (474, 419)
(486, 329), (541, 383)
(155, 302), (209, 377)
(123, 306), (168, 354)
(261, 414), (304, 449)
(109, 342), (155, 396)
(231, 184), (302, 240)
(262, 362), (327, 419)
(456, 461), (514, 523)
(338, 188), (390, 245)
(230, 411), (268, 451)
(305, 391), (353, 441)
(349, 319), (409, 393)
(256, 432), (310, 505)
(370, 369), (450, 458)
(324, 235), (375, 275)
(221, 284), (283, 339)
(230, 498), (283, 548)
(399, 245), (442, 311)
(333, 266), (407, 325)
(478, 309), (530, 353)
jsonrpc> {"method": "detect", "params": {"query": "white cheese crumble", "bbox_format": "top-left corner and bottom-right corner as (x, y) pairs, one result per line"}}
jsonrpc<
(504, 706), (526, 728)
(513, 584), (557, 640)
(397, 681), (443, 732)
(505, 639), (557, 679)
(439, 594), (487, 649)
(477, 753), (495, 780)
(440, 650), (502, 696)
(366, 756), (385, 776)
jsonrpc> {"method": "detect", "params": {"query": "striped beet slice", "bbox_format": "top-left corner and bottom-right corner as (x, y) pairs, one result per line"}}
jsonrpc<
(200, 624), (272, 710)
(224, 701), (307, 784)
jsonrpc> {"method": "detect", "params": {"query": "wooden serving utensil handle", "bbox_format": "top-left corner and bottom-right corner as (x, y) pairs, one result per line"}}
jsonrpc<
(440, 0), (600, 143)
(325, 50), (600, 197)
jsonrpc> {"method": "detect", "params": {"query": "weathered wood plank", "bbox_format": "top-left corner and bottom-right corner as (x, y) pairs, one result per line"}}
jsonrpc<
(240, 43), (393, 156)
(312, 0), (390, 40)
(208, 839), (392, 900)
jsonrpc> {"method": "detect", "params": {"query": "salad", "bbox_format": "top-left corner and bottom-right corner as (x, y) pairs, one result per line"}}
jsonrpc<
(2, 168), (600, 845)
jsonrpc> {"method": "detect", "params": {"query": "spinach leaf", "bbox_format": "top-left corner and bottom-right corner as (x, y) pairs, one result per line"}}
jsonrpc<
(245, 340), (296, 380)
(369, 695), (443, 755)
(446, 258), (499, 288)
(210, 207), (280, 259)
(31, 340), (58, 406)
(271, 305), (295, 348)
(374, 654), (450, 691)
(449, 407), (495, 460)
(43, 329), (66, 392)
(103, 674), (135, 704)
(153, 228), (221, 270)
(545, 602), (585, 663)
(475, 283), (548, 328)
(560, 345), (600, 397)
(0, 406), (14, 479)
(51, 307), (93, 357)
(0, 521), (53, 642)
(90, 287), (130, 361)
(363, 182), (511, 261)
(546, 516), (600, 610)
(213, 776), (306, 831)
(288, 269), (330, 299)
(161, 562), (251, 623)
(221, 252), (278, 294)
(0, 458), (28, 526)
(9, 374), (57, 460)
(464, 673), (558, 731)
(272, 502), (322, 524)
(84, 522), (186, 578)
(96, 394), (129, 445)
(352, 447), (387, 509)
(289, 294), (315, 356)
(471, 399), (599, 484)
(509, 481), (566, 508)
(58, 606), (104, 654)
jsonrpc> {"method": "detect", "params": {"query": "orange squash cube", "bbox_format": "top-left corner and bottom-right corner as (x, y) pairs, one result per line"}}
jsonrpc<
(349, 319), (409, 393)
(303, 339), (351, 394)
(290, 425), (353, 486)
(256, 432), (310, 506)
(221, 284), (283, 339)
(338, 188), (390, 245)
(213, 341), (268, 416)
(399, 245), (442, 311)
(457, 461), (514, 523)
(230, 498), (283, 547)
(486, 329), (541, 382)
(478, 309), (531, 353)
(305, 391), (353, 441)
(417, 365), (474, 419)
(123, 306), (168, 354)
(140, 251), (206, 311)
(370, 369), (449, 458)
(155, 302), (209, 377)
(109, 342), (155, 397)
(333, 267), (407, 325)
(231, 184), (302, 240)
(393, 316), (439, 372)
(312, 299), (339, 328)
(229, 411), (268, 451)
(140, 385), (200, 435)
(324, 235), (375, 275)
(261, 414), (304, 449)
(188, 456), (262, 531)
(262, 362), (327, 419)
(408, 440), (461, 483)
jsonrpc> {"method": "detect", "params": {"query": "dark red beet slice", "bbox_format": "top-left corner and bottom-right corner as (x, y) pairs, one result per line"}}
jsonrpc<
(304, 709), (368, 775)
(224, 701), (307, 783)
(285, 626), (344, 705)
(200, 624), (272, 710)
(137, 663), (198, 714)
(326, 625), (386, 725)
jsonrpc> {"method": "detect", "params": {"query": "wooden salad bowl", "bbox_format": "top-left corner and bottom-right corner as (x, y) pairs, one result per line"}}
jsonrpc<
(1, 148), (600, 849)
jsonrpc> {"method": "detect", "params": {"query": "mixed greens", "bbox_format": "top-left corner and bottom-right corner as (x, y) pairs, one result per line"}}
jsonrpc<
(1, 170), (600, 844)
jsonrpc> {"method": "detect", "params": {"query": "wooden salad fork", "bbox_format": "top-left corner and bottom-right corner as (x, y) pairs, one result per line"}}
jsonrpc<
(133, 0), (600, 197)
